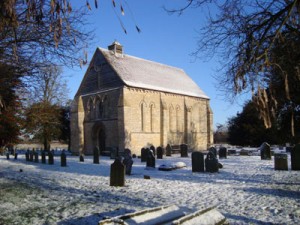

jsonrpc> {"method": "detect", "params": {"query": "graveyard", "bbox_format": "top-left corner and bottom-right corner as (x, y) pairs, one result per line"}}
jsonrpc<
(0, 147), (300, 225)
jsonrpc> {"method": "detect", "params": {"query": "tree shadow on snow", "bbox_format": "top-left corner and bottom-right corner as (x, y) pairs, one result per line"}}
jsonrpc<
(242, 187), (300, 199)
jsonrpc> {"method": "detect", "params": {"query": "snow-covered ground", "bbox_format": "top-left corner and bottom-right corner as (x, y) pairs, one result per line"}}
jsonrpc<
(0, 153), (299, 225)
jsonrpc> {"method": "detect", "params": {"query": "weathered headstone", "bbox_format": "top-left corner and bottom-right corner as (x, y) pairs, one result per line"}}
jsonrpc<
(123, 148), (133, 175)
(146, 150), (155, 168)
(41, 151), (46, 164)
(110, 158), (125, 186)
(6, 152), (9, 160)
(34, 151), (39, 163)
(192, 151), (205, 172)
(205, 151), (219, 173)
(93, 146), (100, 164)
(14, 153), (18, 160)
(79, 154), (84, 162)
(291, 144), (300, 171)
(274, 153), (288, 170)
(219, 147), (227, 159)
(61, 150), (67, 167)
(25, 150), (30, 161)
(260, 142), (271, 160)
(48, 151), (54, 165)
(180, 144), (188, 157)
(208, 147), (217, 158)
(150, 145), (156, 156)
(156, 146), (164, 159)
(166, 144), (172, 157)
(141, 148), (148, 162)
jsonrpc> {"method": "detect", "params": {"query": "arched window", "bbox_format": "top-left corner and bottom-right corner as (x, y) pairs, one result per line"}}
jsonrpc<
(150, 103), (155, 132)
(87, 98), (94, 120)
(140, 101), (147, 131)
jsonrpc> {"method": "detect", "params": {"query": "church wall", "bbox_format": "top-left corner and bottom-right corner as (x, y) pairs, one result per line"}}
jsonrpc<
(79, 89), (121, 154)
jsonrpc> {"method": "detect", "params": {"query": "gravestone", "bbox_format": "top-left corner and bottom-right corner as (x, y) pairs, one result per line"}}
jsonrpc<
(150, 145), (156, 156)
(48, 151), (54, 165)
(166, 144), (172, 157)
(110, 158), (125, 187)
(260, 142), (271, 160)
(141, 148), (148, 162)
(110, 147), (117, 159)
(6, 152), (9, 160)
(156, 146), (164, 159)
(61, 150), (67, 167)
(291, 144), (300, 170)
(41, 151), (46, 163)
(79, 154), (84, 162)
(14, 153), (18, 160)
(146, 150), (155, 168)
(208, 147), (217, 158)
(205, 151), (219, 173)
(93, 146), (100, 164)
(219, 147), (227, 159)
(180, 144), (188, 157)
(34, 151), (39, 163)
(274, 153), (288, 170)
(192, 151), (205, 172)
(29, 150), (34, 162)
(25, 150), (30, 161)
(123, 148), (133, 175)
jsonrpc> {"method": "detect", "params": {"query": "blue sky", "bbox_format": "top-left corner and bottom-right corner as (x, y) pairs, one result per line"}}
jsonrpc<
(65, 0), (249, 129)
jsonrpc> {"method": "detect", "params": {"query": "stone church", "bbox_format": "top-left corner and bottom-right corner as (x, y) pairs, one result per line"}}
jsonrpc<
(70, 42), (213, 155)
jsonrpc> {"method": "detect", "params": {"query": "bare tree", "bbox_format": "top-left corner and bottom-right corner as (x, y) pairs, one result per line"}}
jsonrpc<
(167, 0), (300, 134)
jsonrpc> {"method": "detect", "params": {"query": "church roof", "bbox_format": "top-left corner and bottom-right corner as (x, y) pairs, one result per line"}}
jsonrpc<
(99, 48), (209, 99)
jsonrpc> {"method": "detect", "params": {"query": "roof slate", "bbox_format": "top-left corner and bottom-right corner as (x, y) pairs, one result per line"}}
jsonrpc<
(99, 48), (209, 99)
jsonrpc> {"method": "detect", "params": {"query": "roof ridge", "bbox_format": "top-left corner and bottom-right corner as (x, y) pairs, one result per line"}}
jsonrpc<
(98, 47), (184, 73)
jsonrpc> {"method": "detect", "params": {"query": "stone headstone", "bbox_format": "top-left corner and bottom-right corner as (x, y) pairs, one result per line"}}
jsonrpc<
(34, 151), (39, 163)
(25, 150), (30, 161)
(219, 147), (227, 159)
(260, 142), (271, 160)
(141, 148), (148, 162)
(41, 151), (46, 164)
(14, 153), (18, 160)
(79, 154), (84, 162)
(150, 145), (156, 156)
(156, 146), (164, 159)
(180, 144), (188, 157)
(291, 144), (300, 171)
(48, 151), (54, 165)
(205, 151), (219, 173)
(146, 150), (155, 168)
(123, 148), (133, 175)
(192, 151), (205, 172)
(61, 150), (67, 167)
(110, 158), (125, 187)
(166, 144), (172, 157)
(6, 152), (9, 160)
(29, 151), (34, 162)
(109, 147), (118, 159)
(208, 147), (217, 158)
(274, 153), (288, 170)
(93, 146), (100, 164)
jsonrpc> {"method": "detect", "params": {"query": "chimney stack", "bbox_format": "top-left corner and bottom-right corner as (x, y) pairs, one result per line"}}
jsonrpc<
(108, 41), (123, 54)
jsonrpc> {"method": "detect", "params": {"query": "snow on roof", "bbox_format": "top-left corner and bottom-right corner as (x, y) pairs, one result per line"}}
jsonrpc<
(99, 48), (209, 99)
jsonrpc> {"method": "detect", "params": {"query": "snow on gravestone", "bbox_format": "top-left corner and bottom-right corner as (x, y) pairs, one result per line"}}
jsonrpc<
(205, 151), (219, 173)
(146, 149), (155, 168)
